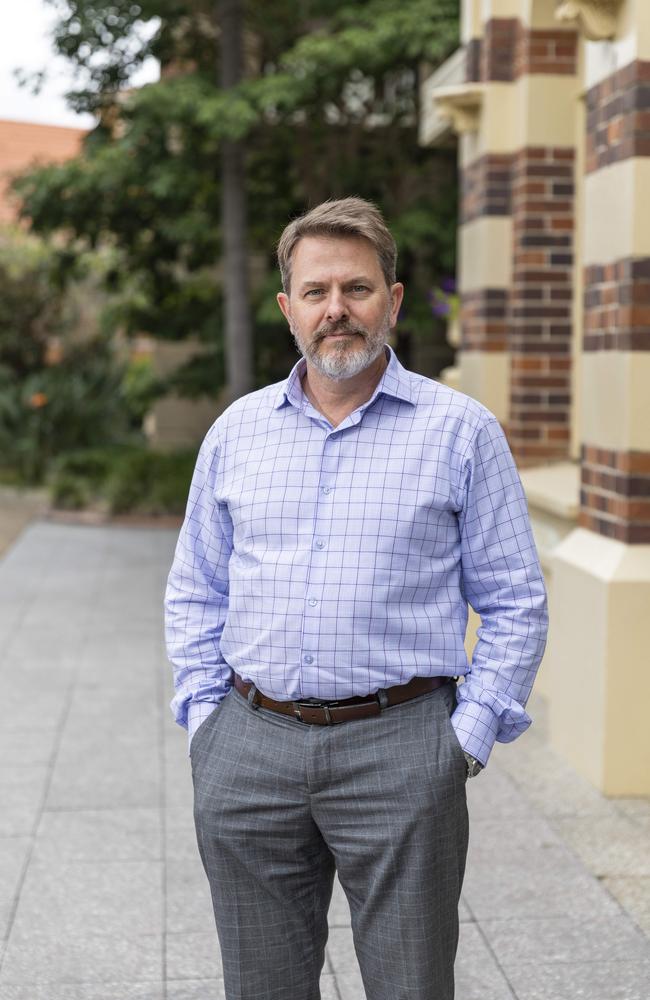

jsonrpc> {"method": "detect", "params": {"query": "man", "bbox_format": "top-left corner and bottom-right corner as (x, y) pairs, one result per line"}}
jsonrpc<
(165, 197), (548, 1000)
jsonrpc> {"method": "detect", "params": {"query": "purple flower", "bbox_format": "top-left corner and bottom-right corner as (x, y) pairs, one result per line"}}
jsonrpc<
(440, 276), (456, 294)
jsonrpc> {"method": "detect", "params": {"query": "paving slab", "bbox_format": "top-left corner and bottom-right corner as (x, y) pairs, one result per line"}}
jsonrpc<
(480, 914), (650, 968)
(506, 961), (650, 1000)
(0, 726), (60, 769)
(0, 839), (31, 939)
(10, 860), (164, 939)
(32, 808), (163, 864)
(165, 859), (215, 935)
(165, 983), (226, 1000)
(165, 806), (201, 862)
(462, 848), (621, 922)
(0, 766), (49, 838)
(0, 984), (164, 1000)
(554, 814), (650, 877)
(166, 931), (224, 980)
(0, 931), (163, 985)
(603, 876), (650, 939)
(455, 922), (517, 1000)
(45, 747), (162, 811)
(327, 875), (352, 928)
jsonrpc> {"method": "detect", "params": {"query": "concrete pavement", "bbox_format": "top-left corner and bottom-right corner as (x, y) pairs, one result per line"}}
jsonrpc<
(0, 521), (648, 999)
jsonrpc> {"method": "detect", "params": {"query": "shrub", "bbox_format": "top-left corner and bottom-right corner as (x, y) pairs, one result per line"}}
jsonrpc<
(0, 230), (162, 484)
(104, 448), (196, 515)
(48, 444), (196, 515)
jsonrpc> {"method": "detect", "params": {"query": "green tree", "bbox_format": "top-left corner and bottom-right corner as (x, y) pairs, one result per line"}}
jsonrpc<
(15, 0), (460, 398)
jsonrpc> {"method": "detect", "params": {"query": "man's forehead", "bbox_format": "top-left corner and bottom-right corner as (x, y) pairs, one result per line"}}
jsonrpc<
(291, 234), (382, 276)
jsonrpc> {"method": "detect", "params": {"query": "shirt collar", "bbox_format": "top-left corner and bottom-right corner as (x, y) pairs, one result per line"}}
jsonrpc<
(272, 345), (417, 411)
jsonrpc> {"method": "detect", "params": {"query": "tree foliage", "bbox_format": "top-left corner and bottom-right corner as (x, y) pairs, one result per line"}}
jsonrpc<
(15, 0), (460, 391)
(0, 232), (141, 482)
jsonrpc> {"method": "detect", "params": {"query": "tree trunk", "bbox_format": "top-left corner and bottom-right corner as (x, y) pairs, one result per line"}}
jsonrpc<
(217, 0), (254, 400)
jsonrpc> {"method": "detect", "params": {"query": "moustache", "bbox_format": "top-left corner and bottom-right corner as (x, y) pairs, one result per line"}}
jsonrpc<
(316, 321), (366, 339)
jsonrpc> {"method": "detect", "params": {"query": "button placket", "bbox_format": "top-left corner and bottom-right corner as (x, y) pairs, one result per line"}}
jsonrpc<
(300, 433), (339, 679)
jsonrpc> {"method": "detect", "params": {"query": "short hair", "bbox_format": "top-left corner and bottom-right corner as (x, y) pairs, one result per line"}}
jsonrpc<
(276, 197), (397, 294)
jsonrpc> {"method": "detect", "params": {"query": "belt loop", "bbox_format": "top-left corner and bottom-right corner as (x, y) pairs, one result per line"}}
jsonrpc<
(247, 684), (260, 710)
(376, 688), (389, 709)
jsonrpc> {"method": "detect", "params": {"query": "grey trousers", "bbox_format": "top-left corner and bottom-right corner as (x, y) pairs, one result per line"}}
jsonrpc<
(190, 679), (469, 1000)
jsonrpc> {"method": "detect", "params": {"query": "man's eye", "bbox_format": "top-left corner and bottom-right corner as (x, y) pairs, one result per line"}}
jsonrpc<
(351, 285), (369, 293)
(305, 289), (324, 297)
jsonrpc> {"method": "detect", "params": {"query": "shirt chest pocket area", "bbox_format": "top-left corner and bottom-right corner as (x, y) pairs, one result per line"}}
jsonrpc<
(223, 466), (314, 553)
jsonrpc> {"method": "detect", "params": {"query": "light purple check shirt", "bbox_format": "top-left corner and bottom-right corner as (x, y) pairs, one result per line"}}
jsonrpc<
(165, 345), (548, 765)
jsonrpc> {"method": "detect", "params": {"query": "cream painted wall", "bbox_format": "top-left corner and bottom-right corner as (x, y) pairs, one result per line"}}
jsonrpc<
(459, 130), (481, 169)
(459, 216), (513, 292)
(481, 0), (521, 17)
(637, 0), (650, 58)
(570, 71), (585, 461)
(549, 529), (650, 795)
(584, 159), (650, 264)
(460, 351), (511, 423)
(475, 75), (580, 159)
(523, 0), (567, 29)
(515, 75), (581, 146)
(462, 0), (483, 43)
(604, 568), (650, 793)
(479, 84), (520, 154)
(581, 352), (650, 451)
(548, 529), (615, 790)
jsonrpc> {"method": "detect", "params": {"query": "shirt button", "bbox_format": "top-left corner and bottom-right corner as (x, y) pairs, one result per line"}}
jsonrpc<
(304, 654), (314, 664)
(315, 540), (325, 549)
(308, 598), (318, 607)
(322, 486), (331, 495)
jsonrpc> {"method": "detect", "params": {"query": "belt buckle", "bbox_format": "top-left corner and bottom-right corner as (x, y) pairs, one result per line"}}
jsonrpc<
(294, 699), (338, 724)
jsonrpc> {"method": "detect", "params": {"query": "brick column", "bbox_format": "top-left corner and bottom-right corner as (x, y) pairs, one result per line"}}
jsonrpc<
(509, 145), (575, 464)
(460, 152), (512, 357)
(507, 25), (578, 466)
(456, 14), (518, 425)
(578, 61), (650, 543)
(549, 48), (650, 795)
(457, 11), (579, 460)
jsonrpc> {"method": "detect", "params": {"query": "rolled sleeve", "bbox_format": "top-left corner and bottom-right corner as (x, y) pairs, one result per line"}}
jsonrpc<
(164, 425), (234, 753)
(453, 416), (548, 765)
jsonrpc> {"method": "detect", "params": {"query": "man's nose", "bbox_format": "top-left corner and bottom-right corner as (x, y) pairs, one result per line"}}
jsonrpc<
(325, 290), (348, 322)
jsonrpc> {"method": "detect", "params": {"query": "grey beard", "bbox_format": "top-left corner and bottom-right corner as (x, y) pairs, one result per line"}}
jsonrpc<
(291, 314), (391, 382)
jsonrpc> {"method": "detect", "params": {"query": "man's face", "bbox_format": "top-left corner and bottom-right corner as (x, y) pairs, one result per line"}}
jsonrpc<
(277, 235), (404, 382)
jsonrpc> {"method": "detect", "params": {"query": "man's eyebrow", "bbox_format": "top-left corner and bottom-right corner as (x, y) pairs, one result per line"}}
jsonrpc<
(299, 276), (376, 289)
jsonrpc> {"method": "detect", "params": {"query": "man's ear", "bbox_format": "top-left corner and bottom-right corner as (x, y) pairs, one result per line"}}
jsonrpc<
(390, 283), (405, 327)
(277, 291), (291, 324)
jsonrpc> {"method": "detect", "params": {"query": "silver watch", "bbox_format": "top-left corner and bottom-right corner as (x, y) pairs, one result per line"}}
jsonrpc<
(463, 752), (484, 778)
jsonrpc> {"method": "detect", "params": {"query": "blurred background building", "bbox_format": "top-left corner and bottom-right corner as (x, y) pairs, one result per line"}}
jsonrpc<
(421, 0), (650, 795)
(0, 119), (86, 225)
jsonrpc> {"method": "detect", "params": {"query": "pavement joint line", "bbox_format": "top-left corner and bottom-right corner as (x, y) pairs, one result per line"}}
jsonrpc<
(461, 878), (519, 1000)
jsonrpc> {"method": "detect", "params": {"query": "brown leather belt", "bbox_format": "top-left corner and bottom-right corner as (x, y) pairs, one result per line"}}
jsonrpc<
(233, 672), (450, 725)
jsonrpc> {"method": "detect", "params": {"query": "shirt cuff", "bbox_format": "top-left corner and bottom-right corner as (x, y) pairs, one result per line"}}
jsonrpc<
(450, 699), (500, 768)
(187, 701), (219, 757)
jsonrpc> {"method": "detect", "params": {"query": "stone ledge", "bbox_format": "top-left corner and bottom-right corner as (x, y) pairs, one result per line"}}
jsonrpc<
(520, 461), (580, 522)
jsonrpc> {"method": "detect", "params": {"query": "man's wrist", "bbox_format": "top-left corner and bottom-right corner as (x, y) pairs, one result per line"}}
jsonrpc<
(463, 751), (484, 778)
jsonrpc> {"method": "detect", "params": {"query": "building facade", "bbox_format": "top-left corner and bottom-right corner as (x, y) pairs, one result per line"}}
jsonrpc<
(421, 0), (650, 794)
(0, 119), (87, 225)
